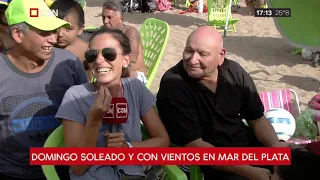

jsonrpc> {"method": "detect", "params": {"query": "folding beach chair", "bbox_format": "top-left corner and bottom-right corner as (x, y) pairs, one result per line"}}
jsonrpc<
(207, 0), (239, 34)
(258, 89), (301, 115)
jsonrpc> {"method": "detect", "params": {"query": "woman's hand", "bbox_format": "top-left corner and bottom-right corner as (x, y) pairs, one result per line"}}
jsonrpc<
(88, 85), (112, 121)
(247, 167), (272, 180)
(105, 132), (128, 148)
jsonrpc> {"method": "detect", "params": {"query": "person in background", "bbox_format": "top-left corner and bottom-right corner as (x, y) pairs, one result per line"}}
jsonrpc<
(0, 0), (88, 179)
(245, 0), (265, 15)
(102, 0), (148, 85)
(55, 27), (169, 179)
(271, 146), (320, 180)
(156, 26), (287, 180)
(49, 0), (91, 79)
(0, 0), (13, 52)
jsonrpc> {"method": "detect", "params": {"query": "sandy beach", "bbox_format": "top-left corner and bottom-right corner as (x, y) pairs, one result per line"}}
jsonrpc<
(85, 0), (320, 114)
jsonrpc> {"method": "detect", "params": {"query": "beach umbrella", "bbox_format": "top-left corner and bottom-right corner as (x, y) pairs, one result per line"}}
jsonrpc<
(267, 0), (320, 51)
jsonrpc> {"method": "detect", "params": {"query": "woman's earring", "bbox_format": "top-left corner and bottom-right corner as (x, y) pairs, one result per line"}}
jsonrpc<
(91, 69), (96, 77)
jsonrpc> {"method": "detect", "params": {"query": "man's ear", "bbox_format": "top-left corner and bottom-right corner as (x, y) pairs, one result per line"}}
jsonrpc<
(119, 13), (123, 21)
(11, 26), (25, 44)
(218, 48), (226, 66)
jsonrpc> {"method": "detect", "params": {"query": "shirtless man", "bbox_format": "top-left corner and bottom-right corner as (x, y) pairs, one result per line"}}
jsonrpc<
(51, 0), (88, 62)
(102, 0), (147, 84)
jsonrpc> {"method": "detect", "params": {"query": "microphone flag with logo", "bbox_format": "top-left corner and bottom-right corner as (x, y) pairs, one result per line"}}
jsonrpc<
(103, 97), (128, 124)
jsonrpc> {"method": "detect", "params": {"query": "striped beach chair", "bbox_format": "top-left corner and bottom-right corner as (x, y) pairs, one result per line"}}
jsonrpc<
(258, 89), (301, 115)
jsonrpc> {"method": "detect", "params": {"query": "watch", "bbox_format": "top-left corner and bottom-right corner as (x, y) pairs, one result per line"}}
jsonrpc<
(126, 141), (133, 148)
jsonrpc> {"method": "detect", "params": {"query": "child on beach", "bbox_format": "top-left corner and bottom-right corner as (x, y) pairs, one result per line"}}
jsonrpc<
(50, 0), (90, 72)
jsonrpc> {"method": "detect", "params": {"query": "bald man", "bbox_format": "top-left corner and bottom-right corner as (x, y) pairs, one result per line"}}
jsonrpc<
(156, 26), (286, 180)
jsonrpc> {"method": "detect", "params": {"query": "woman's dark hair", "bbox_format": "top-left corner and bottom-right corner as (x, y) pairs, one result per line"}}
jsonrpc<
(89, 27), (131, 77)
(0, 4), (7, 11)
(50, 0), (85, 27)
(89, 27), (131, 55)
(277, 146), (320, 180)
(0, 5), (7, 25)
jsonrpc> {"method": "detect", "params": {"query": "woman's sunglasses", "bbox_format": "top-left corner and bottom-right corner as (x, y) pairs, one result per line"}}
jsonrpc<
(85, 48), (117, 63)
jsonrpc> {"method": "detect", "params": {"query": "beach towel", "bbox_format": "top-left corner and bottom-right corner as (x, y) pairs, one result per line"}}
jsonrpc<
(155, 0), (172, 11)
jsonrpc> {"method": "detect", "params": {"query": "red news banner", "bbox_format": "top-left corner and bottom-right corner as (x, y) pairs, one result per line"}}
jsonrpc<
(30, 147), (291, 165)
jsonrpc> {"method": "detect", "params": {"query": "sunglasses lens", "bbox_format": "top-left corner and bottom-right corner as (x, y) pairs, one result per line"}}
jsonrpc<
(102, 48), (117, 61)
(85, 50), (98, 63)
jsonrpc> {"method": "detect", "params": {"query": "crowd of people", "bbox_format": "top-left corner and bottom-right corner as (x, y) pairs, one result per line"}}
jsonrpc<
(0, 0), (319, 180)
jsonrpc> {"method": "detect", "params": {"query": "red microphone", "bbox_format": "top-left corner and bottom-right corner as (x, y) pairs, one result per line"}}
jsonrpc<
(103, 97), (129, 164)
(103, 97), (129, 125)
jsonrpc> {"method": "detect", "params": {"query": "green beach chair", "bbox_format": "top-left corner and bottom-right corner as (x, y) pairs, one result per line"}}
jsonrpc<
(74, 0), (86, 9)
(149, 105), (203, 180)
(141, 122), (203, 180)
(139, 18), (170, 89)
(84, 18), (170, 88)
(42, 125), (188, 180)
(171, 0), (191, 8)
(207, 0), (239, 33)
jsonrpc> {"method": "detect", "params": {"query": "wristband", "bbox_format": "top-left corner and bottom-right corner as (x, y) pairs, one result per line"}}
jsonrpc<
(126, 141), (133, 148)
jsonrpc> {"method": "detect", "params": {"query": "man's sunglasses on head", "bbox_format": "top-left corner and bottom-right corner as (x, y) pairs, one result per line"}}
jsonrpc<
(85, 48), (117, 63)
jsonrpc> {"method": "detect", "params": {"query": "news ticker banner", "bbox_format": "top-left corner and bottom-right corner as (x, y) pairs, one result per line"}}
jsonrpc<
(30, 147), (291, 165)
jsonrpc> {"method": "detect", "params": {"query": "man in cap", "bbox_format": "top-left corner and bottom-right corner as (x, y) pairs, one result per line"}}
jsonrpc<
(0, 0), (13, 51)
(0, 0), (88, 179)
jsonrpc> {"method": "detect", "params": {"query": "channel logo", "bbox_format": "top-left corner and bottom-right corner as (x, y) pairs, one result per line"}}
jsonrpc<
(29, 8), (58, 17)
(29, 8), (39, 17)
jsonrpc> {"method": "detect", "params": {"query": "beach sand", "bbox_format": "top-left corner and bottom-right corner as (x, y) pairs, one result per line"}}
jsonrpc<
(85, 0), (320, 114)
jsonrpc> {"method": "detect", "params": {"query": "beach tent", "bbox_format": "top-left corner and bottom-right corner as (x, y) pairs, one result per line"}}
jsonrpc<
(267, 0), (320, 52)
